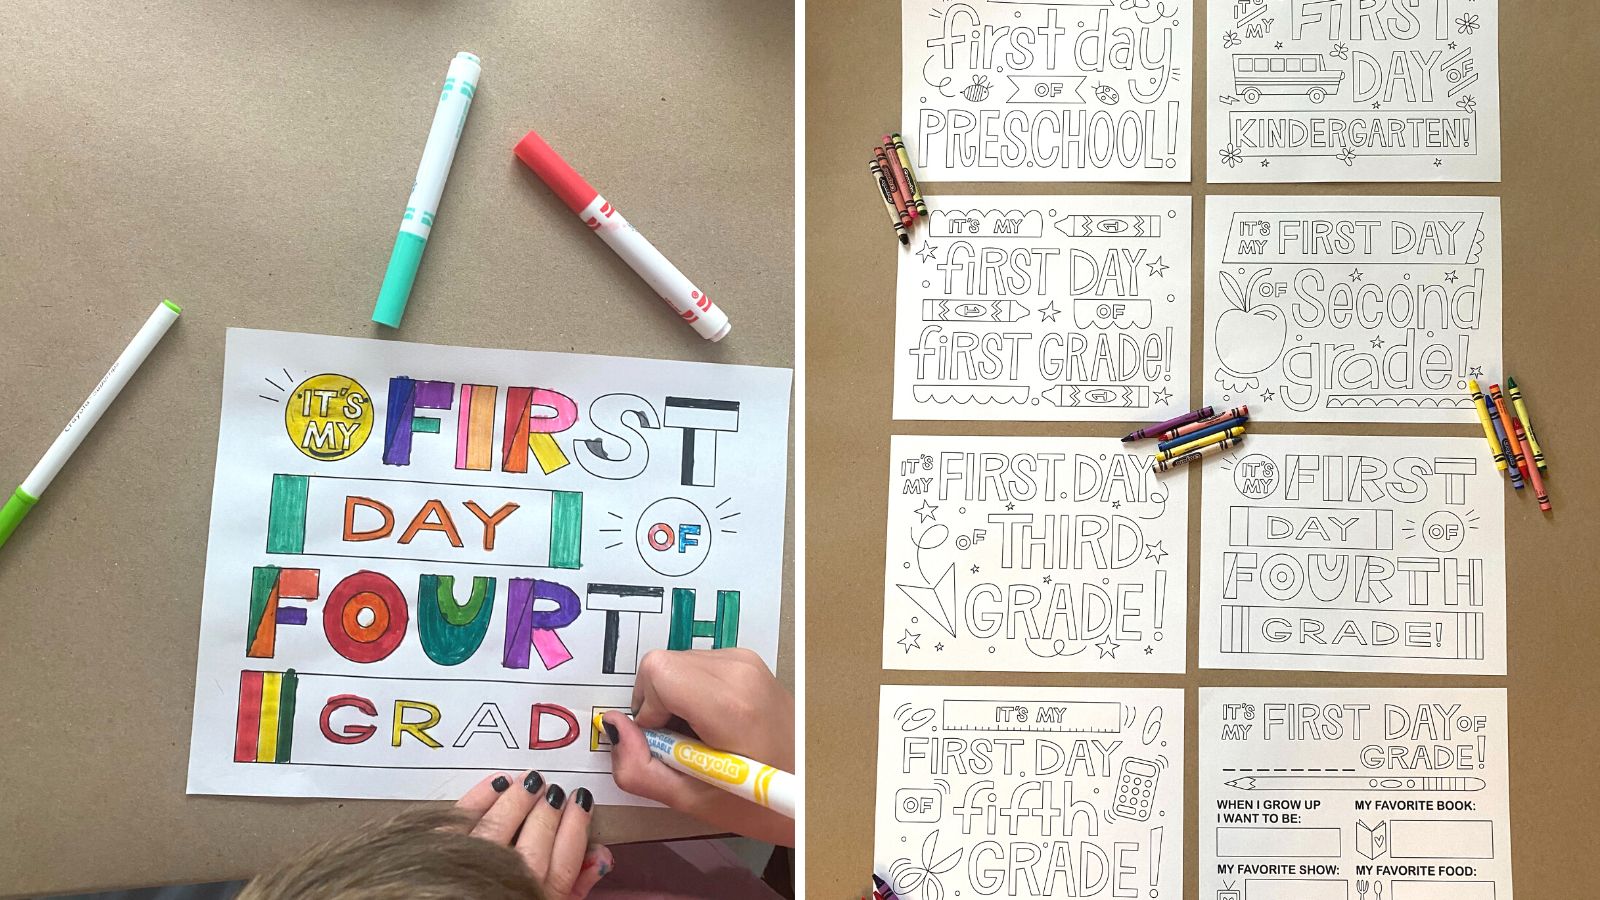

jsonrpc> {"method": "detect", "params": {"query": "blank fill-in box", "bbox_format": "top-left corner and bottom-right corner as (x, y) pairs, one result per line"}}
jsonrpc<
(1389, 881), (1496, 900)
(1246, 879), (1348, 900)
(1217, 826), (1341, 857)
(1390, 820), (1495, 858)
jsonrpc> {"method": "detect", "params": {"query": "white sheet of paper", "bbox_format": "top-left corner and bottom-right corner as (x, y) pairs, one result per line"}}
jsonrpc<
(881, 435), (1187, 673)
(876, 684), (1184, 899)
(902, 0), (1192, 181)
(1201, 687), (1512, 900)
(186, 329), (791, 801)
(1207, 0), (1501, 182)
(1199, 433), (1506, 675)
(1204, 195), (1502, 424)
(895, 194), (1192, 421)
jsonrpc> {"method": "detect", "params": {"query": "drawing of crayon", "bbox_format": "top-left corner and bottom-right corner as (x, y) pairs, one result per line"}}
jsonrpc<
(882, 136), (918, 221)
(1040, 384), (1151, 408)
(1154, 426), (1245, 463)
(1154, 435), (1242, 473)
(1483, 385), (1523, 489)
(1158, 405), (1247, 442)
(1507, 377), (1547, 471)
(1489, 384), (1530, 482)
(234, 669), (298, 764)
(875, 145), (914, 232)
(921, 299), (1030, 322)
(1156, 416), (1246, 453)
(1226, 775), (1485, 792)
(869, 153), (909, 245)
(1467, 380), (1507, 473)
(889, 133), (927, 218)
(1123, 406), (1214, 442)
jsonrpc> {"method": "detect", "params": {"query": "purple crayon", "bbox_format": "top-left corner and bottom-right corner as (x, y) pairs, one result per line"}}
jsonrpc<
(1122, 405), (1214, 443)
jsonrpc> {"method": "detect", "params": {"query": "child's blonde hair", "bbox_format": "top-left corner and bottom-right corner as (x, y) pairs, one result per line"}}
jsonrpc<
(237, 808), (547, 900)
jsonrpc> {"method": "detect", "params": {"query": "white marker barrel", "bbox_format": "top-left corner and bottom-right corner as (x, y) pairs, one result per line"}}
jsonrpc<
(403, 51), (480, 242)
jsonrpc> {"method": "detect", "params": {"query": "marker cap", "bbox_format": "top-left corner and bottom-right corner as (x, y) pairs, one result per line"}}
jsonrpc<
(0, 487), (39, 550)
(514, 130), (599, 215)
(372, 231), (428, 328)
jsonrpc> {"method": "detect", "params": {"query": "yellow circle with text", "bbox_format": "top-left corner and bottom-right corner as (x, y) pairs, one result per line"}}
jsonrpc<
(285, 373), (374, 461)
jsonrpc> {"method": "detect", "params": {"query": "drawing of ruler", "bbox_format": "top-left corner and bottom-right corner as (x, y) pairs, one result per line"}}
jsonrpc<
(921, 299), (1030, 322)
(1219, 606), (1486, 660)
(1053, 214), (1162, 238)
(1039, 384), (1151, 408)
(941, 699), (1121, 733)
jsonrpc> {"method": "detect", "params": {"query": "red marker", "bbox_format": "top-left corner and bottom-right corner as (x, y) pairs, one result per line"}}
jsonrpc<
(514, 130), (731, 341)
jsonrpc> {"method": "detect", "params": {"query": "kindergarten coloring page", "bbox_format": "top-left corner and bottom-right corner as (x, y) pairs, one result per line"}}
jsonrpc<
(903, 0), (1192, 181)
(1201, 687), (1512, 900)
(1199, 434), (1506, 675)
(186, 329), (791, 801)
(877, 685), (1184, 900)
(1208, 0), (1501, 182)
(882, 435), (1187, 673)
(895, 195), (1192, 421)
(1204, 195), (1501, 424)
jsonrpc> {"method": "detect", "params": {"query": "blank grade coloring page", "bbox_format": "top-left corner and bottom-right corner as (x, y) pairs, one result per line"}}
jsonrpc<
(1200, 687), (1512, 900)
(1207, 0), (1501, 182)
(903, 0), (1192, 181)
(1204, 195), (1502, 424)
(895, 195), (1192, 422)
(876, 685), (1184, 900)
(881, 435), (1187, 673)
(1198, 433), (1506, 675)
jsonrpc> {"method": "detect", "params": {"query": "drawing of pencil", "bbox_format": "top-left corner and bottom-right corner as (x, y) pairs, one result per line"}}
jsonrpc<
(1225, 775), (1485, 792)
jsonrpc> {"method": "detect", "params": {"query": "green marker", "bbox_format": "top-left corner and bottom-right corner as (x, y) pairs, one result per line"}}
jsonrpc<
(1, 301), (181, 550)
(372, 51), (481, 328)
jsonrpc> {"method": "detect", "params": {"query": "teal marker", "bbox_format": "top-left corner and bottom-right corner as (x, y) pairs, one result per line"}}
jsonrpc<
(1, 301), (181, 550)
(372, 51), (481, 328)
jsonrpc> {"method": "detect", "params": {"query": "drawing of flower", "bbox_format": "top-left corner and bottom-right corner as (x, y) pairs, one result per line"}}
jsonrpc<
(1337, 147), (1357, 166)
(1223, 30), (1241, 48)
(1220, 143), (1243, 168)
(1456, 94), (1477, 114)
(1330, 41), (1350, 60)
(889, 830), (964, 900)
(1456, 13), (1481, 35)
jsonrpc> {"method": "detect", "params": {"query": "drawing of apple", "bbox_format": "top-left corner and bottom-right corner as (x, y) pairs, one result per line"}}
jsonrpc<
(1213, 269), (1287, 375)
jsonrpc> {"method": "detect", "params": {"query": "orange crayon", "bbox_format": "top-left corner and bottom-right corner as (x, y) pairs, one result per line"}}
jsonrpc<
(1489, 384), (1530, 481)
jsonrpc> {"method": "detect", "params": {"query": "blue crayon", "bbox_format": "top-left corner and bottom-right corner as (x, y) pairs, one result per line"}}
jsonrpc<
(1484, 394), (1524, 489)
(1157, 416), (1247, 453)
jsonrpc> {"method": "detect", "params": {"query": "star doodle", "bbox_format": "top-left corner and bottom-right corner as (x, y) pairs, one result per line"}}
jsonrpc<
(1153, 387), (1173, 404)
(898, 630), (922, 653)
(1434, 158), (1444, 167)
(1261, 158), (1271, 167)
(1042, 575), (1053, 584)
(1095, 636), (1121, 658)
(1371, 336), (1385, 349)
(1261, 388), (1276, 401)
(1351, 269), (1364, 282)
(1111, 500), (1122, 509)
(1039, 301), (1061, 323)
(914, 500), (938, 522)
(970, 564), (980, 574)
(1005, 501), (1016, 510)
(915, 241), (938, 263)
(1373, 101), (1382, 109)
(1275, 41), (1284, 49)
(1144, 645), (1155, 655)
(934, 642), (945, 651)
(1469, 366), (1484, 378)
(1144, 540), (1169, 564)
(1448, 41), (1458, 50)
(1146, 256), (1170, 278)
(1445, 270), (1460, 283)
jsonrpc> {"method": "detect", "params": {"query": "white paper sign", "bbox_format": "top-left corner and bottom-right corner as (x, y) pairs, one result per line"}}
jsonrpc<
(1204, 196), (1501, 424)
(896, 195), (1192, 421)
(186, 329), (791, 801)
(1199, 433), (1506, 675)
(1201, 687), (1512, 900)
(877, 685), (1184, 899)
(903, 0), (1192, 181)
(882, 435), (1187, 673)
(1207, 0), (1501, 182)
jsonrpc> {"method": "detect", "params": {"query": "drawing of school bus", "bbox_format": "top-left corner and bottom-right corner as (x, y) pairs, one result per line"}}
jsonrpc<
(1233, 54), (1344, 104)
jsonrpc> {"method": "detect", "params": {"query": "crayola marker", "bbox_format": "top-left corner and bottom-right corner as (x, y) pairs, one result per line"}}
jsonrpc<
(594, 713), (794, 817)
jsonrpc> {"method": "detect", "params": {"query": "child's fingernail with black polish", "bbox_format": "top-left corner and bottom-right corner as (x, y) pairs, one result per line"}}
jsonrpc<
(603, 722), (620, 744)
(523, 770), (544, 794)
(491, 775), (510, 793)
(573, 787), (594, 812)
(546, 783), (566, 808)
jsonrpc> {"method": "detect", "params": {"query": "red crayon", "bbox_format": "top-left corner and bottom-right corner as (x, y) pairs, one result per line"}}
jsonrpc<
(1504, 401), (1551, 511)
(1159, 404), (1248, 442)
(1489, 384), (1531, 481)
(875, 145), (913, 231)
(882, 136), (918, 220)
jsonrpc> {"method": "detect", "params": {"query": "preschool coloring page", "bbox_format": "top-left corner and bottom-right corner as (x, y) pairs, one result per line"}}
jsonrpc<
(877, 685), (1184, 900)
(903, 0), (1192, 181)
(1204, 195), (1501, 424)
(1198, 433), (1506, 675)
(186, 329), (791, 801)
(895, 195), (1192, 422)
(1208, 0), (1501, 182)
(1201, 687), (1512, 900)
(882, 435), (1187, 673)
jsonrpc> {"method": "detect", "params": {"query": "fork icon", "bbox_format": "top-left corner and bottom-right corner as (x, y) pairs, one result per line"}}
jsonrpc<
(1357, 880), (1370, 900)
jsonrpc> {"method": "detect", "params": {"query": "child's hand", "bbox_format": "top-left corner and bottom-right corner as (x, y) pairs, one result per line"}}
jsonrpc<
(602, 648), (795, 846)
(454, 770), (613, 899)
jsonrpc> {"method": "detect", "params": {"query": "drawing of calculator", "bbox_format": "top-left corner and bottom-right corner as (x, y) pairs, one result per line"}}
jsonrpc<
(1113, 757), (1160, 821)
